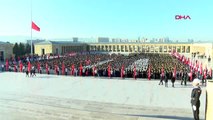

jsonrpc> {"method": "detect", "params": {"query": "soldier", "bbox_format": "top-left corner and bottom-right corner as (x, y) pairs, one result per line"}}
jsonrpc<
(32, 66), (36, 77)
(191, 76), (202, 120)
(164, 70), (169, 87)
(159, 64), (165, 85)
(159, 69), (164, 85)
(183, 70), (188, 86)
(180, 70), (184, 85)
(171, 67), (176, 88)
(25, 67), (29, 77)
(65, 67), (68, 76)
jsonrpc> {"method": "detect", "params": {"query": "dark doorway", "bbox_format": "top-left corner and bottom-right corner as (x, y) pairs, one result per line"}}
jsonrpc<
(42, 49), (45, 55)
(0, 51), (4, 62)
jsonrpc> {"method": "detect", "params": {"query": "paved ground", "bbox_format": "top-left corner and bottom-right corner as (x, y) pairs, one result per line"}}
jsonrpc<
(0, 72), (206, 120)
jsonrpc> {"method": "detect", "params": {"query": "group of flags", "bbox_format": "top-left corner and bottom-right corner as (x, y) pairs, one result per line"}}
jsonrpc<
(171, 50), (212, 79)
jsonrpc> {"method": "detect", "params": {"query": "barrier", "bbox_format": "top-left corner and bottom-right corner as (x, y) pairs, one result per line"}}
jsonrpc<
(206, 79), (213, 120)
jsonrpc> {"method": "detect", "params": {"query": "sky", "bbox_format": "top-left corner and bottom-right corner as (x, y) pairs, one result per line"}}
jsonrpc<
(0, 0), (213, 43)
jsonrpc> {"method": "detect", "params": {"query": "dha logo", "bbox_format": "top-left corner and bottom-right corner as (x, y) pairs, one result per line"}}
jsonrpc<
(175, 15), (191, 20)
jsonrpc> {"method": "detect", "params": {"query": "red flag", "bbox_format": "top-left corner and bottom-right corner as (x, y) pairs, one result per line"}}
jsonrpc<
(32, 21), (40, 31)
(93, 66), (96, 76)
(28, 61), (31, 72)
(173, 65), (176, 78)
(5, 59), (9, 71)
(148, 65), (151, 80)
(37, 62), (40, 73)
(62, 62), (65, 75)
(19, 62), (23, 72)
(190, 69), (193, 81)
(204, 67), (207, 79)
(121, 65), (124, 79)
(199, 62), (203, 75)
(71, 64), (75, 75)
(108, 64), (111, 78)
(45, 63), (49, 74)
(79, 63), (83, 76)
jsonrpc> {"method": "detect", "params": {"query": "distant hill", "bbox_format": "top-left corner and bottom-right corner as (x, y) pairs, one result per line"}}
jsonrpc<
(0, 36), (40, 43)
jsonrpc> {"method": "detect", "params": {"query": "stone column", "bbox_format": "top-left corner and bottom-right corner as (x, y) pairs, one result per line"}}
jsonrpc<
(206, 80), (213, 120)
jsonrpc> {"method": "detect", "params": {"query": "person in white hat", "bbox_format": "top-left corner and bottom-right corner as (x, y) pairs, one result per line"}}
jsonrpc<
(191, 75), (202, 120)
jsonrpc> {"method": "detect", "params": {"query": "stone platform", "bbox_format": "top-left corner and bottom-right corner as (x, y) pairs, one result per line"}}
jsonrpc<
(0, 72), (206, 120)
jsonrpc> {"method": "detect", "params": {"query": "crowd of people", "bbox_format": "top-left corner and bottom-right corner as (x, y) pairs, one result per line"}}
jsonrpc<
(1, 52), (209, 119)
(1, 52), (212, 86)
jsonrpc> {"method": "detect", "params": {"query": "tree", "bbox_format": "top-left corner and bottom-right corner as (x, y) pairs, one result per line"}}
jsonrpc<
(19, 43), (25, 56)
(13, 43), (19, 57)
(25, 43), (31, 55)
(13, 42), (32, 57)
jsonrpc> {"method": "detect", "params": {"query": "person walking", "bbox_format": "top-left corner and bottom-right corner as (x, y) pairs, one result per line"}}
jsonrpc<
(159, 66), (164, 85)
(164, 70), (169, 87)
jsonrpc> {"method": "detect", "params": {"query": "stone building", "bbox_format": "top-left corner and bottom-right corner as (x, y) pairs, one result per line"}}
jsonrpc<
(0, 41), (13, 61)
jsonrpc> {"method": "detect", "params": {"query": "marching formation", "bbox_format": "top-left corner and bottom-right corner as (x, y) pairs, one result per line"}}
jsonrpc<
(1, 52), (212, 87)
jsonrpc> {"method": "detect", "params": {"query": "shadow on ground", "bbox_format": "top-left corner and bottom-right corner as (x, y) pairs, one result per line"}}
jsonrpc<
(123, 114), (194, 120)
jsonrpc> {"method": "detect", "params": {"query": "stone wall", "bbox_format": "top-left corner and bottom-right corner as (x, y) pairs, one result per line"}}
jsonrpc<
(206, 80), (213, 120)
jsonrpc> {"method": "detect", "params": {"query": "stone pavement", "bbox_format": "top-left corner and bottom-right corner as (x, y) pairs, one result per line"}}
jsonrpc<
(0, 72), (206, 120)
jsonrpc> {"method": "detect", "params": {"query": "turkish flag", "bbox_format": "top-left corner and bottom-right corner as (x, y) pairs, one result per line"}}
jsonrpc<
(173, 65), (176, 78)
(108, 64), (111, 78)
(37, 62), (40, 73)
(79, 63), (83, 76)
(62, 62), (65, 75)
(45, 63), (49, 74)
(32, 21), (40, 31)
(148, 65), (151, 80)
(19, 62), (23, 72)
(121, 65), (124, 79)
(28, 61), (31, 72)
(5, 59), (9, 71)
(71, 64), (75, 75)
(93, 66), (96, 76)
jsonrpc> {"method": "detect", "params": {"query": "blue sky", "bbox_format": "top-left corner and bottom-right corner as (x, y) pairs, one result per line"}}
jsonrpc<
(0, 0), (212, 42)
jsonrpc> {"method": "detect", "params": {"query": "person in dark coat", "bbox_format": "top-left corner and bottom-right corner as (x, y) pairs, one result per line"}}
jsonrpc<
(159, 70), (164, 85)
(171, 72), (176, 87)
(181, 70), (188, 86)
(191, 77), (202, 120)
(164, 71), (169, 87)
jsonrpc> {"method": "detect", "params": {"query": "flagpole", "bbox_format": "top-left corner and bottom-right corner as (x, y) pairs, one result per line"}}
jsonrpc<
(30, 0), (33, 55)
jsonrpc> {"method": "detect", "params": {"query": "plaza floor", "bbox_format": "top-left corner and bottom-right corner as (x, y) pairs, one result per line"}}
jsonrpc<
(0, 72), (206, 120)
